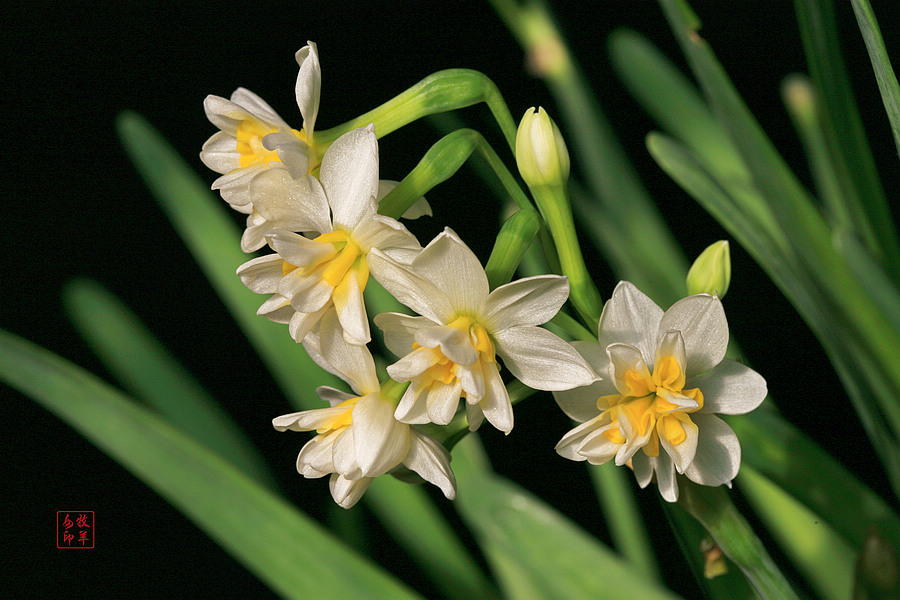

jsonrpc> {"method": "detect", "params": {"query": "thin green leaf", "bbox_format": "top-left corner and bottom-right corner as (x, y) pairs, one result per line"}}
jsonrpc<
(794, 0), (898, 271)
(587, 462), (661, 583)
(849, 0), (900, 165)
(489, 0), (688, 306)
(658, 0), (900, 471)
(739, 466), (855, 600)
(0, 329), (421, 600)
(62, 278), (277, 490)
(116, 111), (341, 411)
(451, 437), (683, 600)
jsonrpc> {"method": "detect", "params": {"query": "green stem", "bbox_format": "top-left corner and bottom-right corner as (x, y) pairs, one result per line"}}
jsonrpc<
(530, 185), (602, 330)
(378, 128), (532, 221)
(317, 69), (518, 154)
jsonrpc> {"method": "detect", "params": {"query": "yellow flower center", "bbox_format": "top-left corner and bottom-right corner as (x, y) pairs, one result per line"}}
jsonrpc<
(235, 120), (310, 169)
(598, 354), (704, 456)
(315, 397), (360, 434)
(311, 230), (369, 292)
(414, 315), (497, 394)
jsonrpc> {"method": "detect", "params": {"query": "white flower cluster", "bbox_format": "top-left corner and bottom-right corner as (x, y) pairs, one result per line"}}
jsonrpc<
(202, 44), (765, 507)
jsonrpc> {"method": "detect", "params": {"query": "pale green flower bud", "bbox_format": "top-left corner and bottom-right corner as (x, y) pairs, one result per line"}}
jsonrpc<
(516, 107), (570, 189)
(687, 240), (731, 297)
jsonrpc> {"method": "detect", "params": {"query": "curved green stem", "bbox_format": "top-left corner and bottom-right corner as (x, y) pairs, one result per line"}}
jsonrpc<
(378, 128), (532, 220)
(317, 69), (518, 153)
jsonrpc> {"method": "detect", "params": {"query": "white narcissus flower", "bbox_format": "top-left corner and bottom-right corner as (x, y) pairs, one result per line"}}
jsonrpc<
(554, 281), (767, 502)
(200, 42), (322, 251)
(236, 125), (420, 346)
(369, 228), (598, 434)
(272, 309), (456, 509)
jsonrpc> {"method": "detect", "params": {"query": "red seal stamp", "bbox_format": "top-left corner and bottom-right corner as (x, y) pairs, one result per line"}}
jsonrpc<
(57, 511), (94, 549)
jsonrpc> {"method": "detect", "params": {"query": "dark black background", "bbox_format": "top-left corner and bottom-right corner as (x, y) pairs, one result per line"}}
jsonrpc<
(5, 1), (898, 598)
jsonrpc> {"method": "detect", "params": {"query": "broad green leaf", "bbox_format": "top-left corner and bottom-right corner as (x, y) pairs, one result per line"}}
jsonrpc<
(730, 409), (900, 551)
(452, 437), (683, 600)
(62, 278), (277, 490)
(366, 478), (500, 600)
(0, 329), (422, 600)
(116, 111), (341, 412)
(678, 482), (800, 600)
(662, 501), (757, 600)
(739, 466), (855, 600)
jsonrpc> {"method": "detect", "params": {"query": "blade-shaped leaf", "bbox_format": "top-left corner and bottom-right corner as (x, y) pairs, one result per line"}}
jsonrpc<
(0, 329), (422, 600)
(63, 278), (277, 490)
(451, 437), (683, 600)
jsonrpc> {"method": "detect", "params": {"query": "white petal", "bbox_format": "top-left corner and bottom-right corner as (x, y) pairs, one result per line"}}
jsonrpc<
(280, 268), (334, 313)
(268, 229), (334, 266)
(631, 453), (654, 488)
(353, 214), (421, 257)
(200, 130), (240, 174)
(295, 42), (321, 137)
(465, 401), (485, 431)
(691, 359), (767, 415)
(211, 164), (268, 208)
(652, 453), (679, 502)
(556, 415), (604, 461)
(427, 381), (463, 425)
(297, 433), (338, 476)
(258, 295), (295, 323)
(329, 474), (371, 509)
(552, 379), (616, 423)
(252, 171), (331, 235)
(367, 249), (454, 323)
(597, 281), (663, 366)
(388, 346), (441, 381)
(659, 293), (728, 376)
(320, 125), (379, 229)
(316, 386), (357, 407)
(351, 394), (411, 476)
(404, 430), (457, 500)
(457, 361), (486, 402)
(230, 88), (291, 129)
(261, 132), (311, 179)
(394, 386), (430, 424)
(658, 414), (699, 474)
(289, 305), (330, 344)
(606, 343), (652, 396)
(477, 362), (513, 434)
(493, 326), (598, 391)
(405, 228), (489, 315)
(272, 406), (347, 432)
(414, 325), (478, 366)
(332, 427), (360, 478)
(374, 313), (434, 359)
(483, 275), (570, 330)
(237, 254), (284, 294)
(683, 414), (741, 487)
(333, 272), (370, 346)
(318, 309), (380, 394)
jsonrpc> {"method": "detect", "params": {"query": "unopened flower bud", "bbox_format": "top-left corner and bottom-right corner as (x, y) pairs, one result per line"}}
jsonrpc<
(687, 240), (731, 297)
(516, 107), (570, 189)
